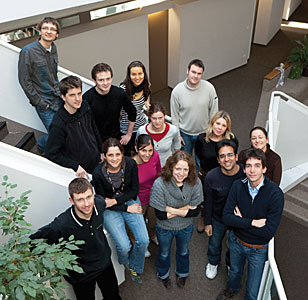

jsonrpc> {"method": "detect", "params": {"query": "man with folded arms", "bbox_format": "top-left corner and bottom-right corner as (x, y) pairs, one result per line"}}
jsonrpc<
(217, 148), (284, 300)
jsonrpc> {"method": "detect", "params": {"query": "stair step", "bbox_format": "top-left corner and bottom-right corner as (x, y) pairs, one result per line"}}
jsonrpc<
(299, 179), (308, 193)
(284, 200), (308, 229)
(285, 189), (308, 210)
(2, 131), (36, 151)
(0, 121), (9, 140)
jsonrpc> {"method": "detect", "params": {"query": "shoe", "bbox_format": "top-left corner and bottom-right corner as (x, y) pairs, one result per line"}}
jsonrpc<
(128, 267), (142, 284)
(205, 263), (218, 279)
(176, 275), (186, 288)
(124, 263), (130, 271)
(162, 277), (172, 289)
(150, 236), (159, 246)
(216, 288), (234, 300)
(197, 215), (205, 233)
(145, 247), (151, 258)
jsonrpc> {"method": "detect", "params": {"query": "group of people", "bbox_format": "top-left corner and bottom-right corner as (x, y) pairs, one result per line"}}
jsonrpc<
(19, 17), (284, 300)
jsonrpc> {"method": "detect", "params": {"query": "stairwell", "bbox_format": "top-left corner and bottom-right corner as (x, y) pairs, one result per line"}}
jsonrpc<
(284, 177), (308, 228)
(0, 117), (42, 155)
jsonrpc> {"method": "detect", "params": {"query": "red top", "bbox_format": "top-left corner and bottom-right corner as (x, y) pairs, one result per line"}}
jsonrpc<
(146, 123), (170, 142)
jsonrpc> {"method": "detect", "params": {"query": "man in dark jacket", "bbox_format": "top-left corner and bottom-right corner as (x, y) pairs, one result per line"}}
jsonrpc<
(31, 178), (122, 300)
(83, 63), (136, 144)
(18, 17), (61, 152)
(45, 75), (102, 178)
(217, 148), (284, 300)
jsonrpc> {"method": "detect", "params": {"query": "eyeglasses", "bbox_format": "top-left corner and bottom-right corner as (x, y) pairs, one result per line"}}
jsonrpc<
(41, 26), (58, 33)
(218, 153), (235, 159)
(251, 136), (266, 142)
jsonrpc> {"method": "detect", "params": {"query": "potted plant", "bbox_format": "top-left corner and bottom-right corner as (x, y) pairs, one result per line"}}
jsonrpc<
(286, 33), (308, 79)
(0, 176), (84, 300)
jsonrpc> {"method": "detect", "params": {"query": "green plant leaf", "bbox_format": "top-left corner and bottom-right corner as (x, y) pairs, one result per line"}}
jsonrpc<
(15, 286), (25, 300)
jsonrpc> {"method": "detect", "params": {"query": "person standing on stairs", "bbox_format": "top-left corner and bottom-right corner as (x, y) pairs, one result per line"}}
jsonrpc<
(18, 17), (61, 153)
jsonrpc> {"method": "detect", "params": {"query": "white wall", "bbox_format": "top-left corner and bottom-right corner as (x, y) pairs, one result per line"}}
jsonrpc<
(0, 0), (106, 23)
(168, 0), (257, 87)
(0, 142), (125, 298)
(283, 0), (302, 20)
(254, 0), (285, 45)
(55, 15), (149, 85)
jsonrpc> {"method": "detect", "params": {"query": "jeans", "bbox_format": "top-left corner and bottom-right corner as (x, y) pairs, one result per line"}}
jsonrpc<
(208, 218), (229, 266)
(71, 263), (122, 300)
(227, 231), (268, 300)
(156, 224), (193, 279)
(35, 106), (55, 152)
(180, 131), (200, 168)
(103, 199), (149, 274)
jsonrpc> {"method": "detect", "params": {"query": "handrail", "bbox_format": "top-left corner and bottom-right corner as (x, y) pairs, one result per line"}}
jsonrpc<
(0, 39), (94, 87)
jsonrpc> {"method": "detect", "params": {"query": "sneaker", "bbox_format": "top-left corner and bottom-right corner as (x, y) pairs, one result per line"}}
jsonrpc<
(216, 288), (234, 300)
(176, 275), (186, 288)
(162, 277), (172, 289)
(128, 267), (142, 284)
(227, 265), (230, 276)
(205, 263), (218, 279)
(145, 247), (151, 258)
(124, 263), (130, 271)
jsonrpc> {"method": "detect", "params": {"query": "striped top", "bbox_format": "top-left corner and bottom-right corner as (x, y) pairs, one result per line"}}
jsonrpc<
(120, 84), (148, 133)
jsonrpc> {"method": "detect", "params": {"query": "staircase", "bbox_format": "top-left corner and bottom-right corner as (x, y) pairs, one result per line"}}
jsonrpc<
(284, 178), (308, 228)
(0, 118), (40, 154)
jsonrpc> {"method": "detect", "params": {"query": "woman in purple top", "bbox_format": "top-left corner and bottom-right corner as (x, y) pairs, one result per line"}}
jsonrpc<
(133, 134), (161, 256)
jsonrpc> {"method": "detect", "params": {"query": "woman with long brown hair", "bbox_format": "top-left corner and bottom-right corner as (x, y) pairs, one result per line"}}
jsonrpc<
(150, 151), (203, 289)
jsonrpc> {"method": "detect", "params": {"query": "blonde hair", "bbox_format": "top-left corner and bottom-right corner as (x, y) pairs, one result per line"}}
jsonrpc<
(205, 111), (234, 142)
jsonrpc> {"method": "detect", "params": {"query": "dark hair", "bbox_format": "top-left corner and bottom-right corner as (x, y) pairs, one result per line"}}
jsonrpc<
(160, 151), (198, 185)
(121, 61), (151, 100)
(215, 139), (238, 157)
(249, 126), (268, 138)
(37, 17), (60, 34)
(148, 103), (166, 117)
(102, 138), (124, 155)
(135, 134), (154, 150)
(243, 148), (266, 168)
(91, 63), (113, 80)
(68, 178), (93, 199)
(59, 75), (82, 96)
(188, 59), (205, 71)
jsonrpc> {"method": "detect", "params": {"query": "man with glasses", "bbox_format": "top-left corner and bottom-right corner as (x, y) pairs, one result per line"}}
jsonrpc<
(18, 17), (61, 153)
(203, 139), (244, 280)
(217, 148), (284, 300)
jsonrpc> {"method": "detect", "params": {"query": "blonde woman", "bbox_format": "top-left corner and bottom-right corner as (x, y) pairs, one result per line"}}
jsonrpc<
(194, 111), (238, 232)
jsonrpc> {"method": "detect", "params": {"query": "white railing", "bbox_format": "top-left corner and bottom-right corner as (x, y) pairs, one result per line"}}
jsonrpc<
(0, 40), (94, 133)
(257, 90), (308, 300)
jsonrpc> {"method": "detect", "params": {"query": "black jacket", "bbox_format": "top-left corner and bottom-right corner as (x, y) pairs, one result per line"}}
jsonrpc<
(92, 157), (139, 211)
(45, 101), (102, 173)
(30, 195), (111, 284)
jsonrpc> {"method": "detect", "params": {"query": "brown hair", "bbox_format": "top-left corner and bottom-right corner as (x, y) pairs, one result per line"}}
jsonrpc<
(205, 111), (234, 142)
(160, 151), (198, 185)
(148, 102), (166, 117)
(37, 17), (60, 34)
(243, 148), (267, 168)
(68, 178), (93, 199)
(59, 75), (82, 96)
(102, 138), (124, 168)
(91, 63), (113, 80)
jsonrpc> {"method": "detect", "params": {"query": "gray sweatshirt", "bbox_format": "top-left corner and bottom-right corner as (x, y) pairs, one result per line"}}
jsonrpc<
(150, 177), (203, 230)
(170, 79), (218, 135)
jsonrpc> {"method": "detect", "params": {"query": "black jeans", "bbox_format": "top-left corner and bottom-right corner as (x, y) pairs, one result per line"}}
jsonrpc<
(72, 263), (122, 300)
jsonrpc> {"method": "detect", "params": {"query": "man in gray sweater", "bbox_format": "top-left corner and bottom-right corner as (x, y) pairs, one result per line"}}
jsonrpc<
(170, 59), (218, 161)
(18, 17), (61, 153)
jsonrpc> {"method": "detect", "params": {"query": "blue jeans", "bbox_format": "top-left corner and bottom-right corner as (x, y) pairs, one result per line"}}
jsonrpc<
(156, 224), (193, 279)
(180, 131), (200, 168)
(103, 199), (149, 274)
(35, 106), (55, 152)
(227, 231), (268, 300)
(208, 218), (229, 266)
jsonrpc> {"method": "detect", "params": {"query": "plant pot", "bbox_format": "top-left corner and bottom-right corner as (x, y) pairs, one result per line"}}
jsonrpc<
(302, 67), (308, 77)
